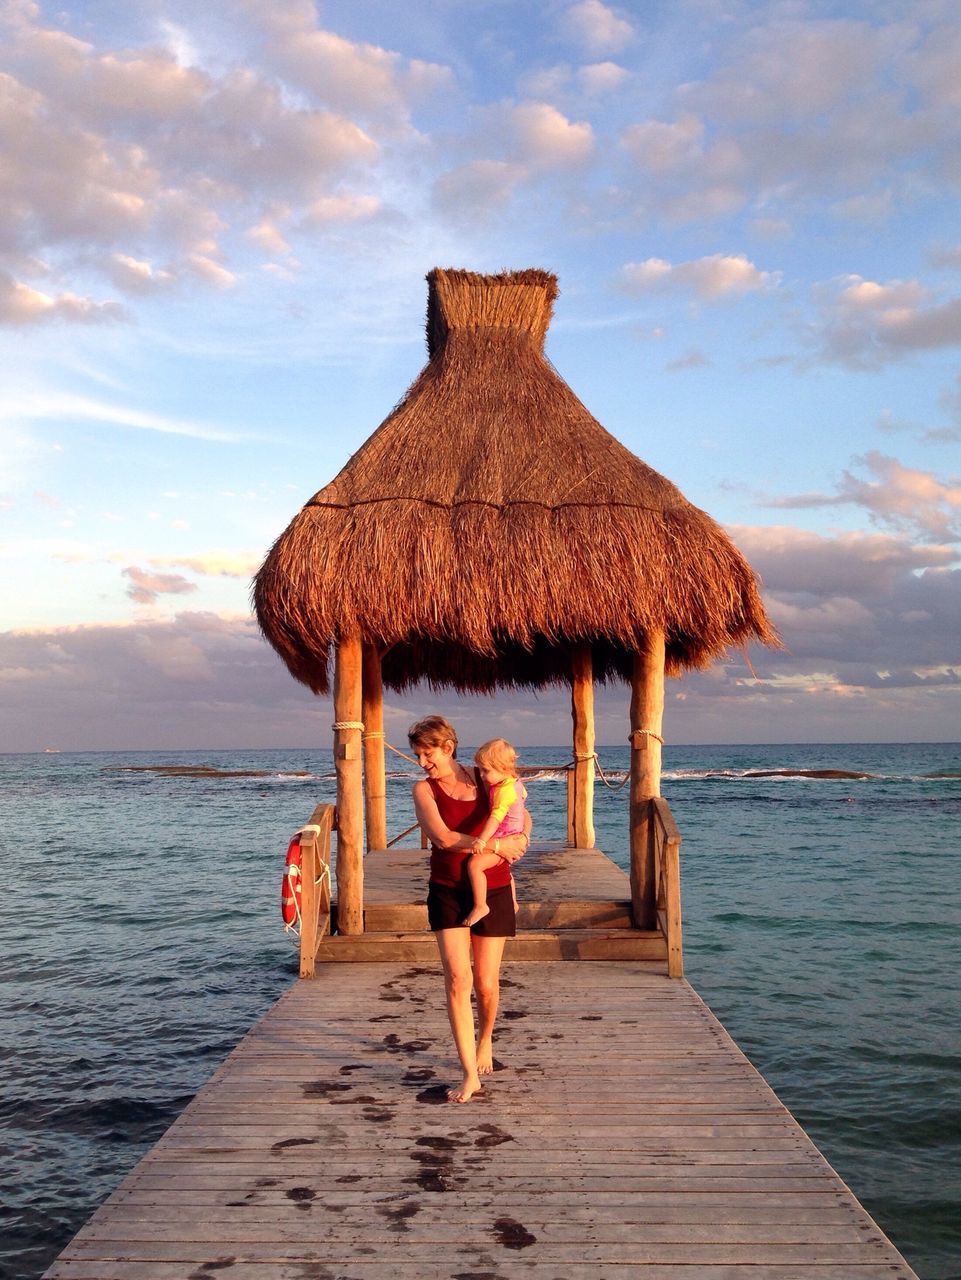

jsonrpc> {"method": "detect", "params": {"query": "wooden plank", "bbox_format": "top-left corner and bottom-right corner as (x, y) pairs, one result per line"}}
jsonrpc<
(315, 928), (668, 963)
(44, 1264), (920, 1280)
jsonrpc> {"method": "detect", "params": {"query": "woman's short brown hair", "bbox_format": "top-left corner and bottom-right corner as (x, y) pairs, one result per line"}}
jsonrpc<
(408, 715), (458, 756)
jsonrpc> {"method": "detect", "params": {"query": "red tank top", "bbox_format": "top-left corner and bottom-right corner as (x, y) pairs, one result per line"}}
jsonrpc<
(427, 770), (512, 890)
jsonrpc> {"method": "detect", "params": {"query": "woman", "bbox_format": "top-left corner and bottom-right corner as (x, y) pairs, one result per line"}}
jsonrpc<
(408, 715), (531, 1103)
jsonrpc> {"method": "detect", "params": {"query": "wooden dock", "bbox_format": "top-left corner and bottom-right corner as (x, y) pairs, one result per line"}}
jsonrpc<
(43, 839), (918, 1279)
(45, 962), (917, 1279)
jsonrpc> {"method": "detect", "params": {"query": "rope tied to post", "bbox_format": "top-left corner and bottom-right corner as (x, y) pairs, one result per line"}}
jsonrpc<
(332, 720), (421, 766)
(629, 728), (664, 747)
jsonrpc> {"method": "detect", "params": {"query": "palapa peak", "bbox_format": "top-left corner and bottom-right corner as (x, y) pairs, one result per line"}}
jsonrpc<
(254, 268), (777, 694)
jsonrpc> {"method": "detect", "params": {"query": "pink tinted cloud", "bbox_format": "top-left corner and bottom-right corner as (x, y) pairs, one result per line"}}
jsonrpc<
(122, 565), (198, 605)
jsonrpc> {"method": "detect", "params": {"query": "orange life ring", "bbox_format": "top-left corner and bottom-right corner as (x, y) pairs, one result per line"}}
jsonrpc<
(281, 834), (303, 932)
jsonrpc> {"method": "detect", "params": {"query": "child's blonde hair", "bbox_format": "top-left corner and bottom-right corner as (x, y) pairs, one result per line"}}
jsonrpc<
(474, 738), (518, 775)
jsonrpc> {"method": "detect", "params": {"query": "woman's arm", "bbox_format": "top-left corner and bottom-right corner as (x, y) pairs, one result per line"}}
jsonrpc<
(498, 809), (532, 864)
(412, 779), (476, 851)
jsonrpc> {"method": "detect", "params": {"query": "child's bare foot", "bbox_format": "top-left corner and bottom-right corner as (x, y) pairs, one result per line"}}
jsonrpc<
(476, 1039), (494, 1075)
(448, 1073), (482, 1103)
(461, 904), (490, 927)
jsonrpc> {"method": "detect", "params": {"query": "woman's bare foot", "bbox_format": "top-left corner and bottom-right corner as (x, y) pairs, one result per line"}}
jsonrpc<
(448, 1073), (482, 1103)
(476, 1038), (494, 1075)
(461, 904), (490, 927)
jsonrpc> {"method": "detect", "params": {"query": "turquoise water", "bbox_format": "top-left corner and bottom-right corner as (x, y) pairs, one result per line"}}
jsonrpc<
(1, 743), (959, 1279)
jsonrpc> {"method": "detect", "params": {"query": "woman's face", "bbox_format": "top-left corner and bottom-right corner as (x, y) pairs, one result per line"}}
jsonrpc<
(413, 739), (456, 779)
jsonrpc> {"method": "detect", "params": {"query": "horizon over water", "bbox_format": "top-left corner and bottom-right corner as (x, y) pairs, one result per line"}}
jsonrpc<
(1, 741), (959, 1279)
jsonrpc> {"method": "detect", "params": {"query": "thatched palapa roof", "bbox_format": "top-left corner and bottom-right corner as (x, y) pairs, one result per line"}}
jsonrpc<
(254, 268), (776, 694)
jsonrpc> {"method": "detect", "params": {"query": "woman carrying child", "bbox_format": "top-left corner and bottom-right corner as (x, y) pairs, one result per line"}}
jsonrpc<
(408, 716), (531, 1103)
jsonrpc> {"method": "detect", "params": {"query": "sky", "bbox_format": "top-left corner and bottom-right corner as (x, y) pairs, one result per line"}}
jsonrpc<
(1, 0), (959, 751)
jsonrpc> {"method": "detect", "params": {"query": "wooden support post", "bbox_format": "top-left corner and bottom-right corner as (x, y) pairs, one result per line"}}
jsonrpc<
(334, 634), (364, 934)
(566, 768), (575, 847)
(361, 643), (387, 853)
(571, 642), (595, 849)
(629, 630), (665, 929)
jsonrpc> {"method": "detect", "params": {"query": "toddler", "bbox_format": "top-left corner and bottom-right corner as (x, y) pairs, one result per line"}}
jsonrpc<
(462, 738), (526, 927)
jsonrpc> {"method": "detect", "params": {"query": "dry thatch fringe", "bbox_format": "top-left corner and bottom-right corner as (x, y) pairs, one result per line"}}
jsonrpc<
(427, 267), (558, 356)
(254, 269), (778, 695)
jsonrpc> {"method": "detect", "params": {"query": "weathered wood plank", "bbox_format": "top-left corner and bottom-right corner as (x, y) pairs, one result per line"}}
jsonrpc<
(44, 1263), (920, 1280)
(61, 1239), (898, 1264)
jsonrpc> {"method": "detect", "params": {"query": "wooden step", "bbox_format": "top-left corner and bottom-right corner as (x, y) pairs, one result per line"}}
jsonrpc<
(364, 899), (634, 932)
(315, 928), (667, 964)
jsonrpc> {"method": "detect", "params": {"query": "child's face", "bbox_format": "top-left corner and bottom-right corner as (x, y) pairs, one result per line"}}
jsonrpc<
(476, 761), (508, 786)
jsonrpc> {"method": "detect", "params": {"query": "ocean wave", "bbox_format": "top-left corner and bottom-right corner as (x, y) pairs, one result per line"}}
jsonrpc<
(662, 767), (958, 782)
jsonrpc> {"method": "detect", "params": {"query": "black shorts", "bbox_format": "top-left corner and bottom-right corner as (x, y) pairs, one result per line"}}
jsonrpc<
(427, 881), (516, 937)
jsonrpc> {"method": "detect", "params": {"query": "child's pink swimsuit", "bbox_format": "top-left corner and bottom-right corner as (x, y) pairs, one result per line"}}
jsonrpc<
(488, 777), (528, 840)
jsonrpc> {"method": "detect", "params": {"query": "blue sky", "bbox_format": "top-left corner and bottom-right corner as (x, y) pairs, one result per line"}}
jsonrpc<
(1, 0), (959, 749)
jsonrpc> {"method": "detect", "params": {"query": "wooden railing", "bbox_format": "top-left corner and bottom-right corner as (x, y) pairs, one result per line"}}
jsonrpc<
(297, 803), (335, 979)
(651, 797), (683, 978)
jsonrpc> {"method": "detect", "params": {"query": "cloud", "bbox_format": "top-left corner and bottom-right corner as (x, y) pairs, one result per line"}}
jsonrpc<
(729, 525), (958, 596)
(665, 349), (710, 372)
(252, 6), (455, 122)
(577, 61), (628, 94)
(151, 553), (261, 578)
(617, 13), (960, 229)
(0, 612), (306, 749)
(722, 523), (961, 696)
(432, 101), (592, 222)
(433, 160), (526, 222)
(0, 391), (241, 441)
(123, 565), (198, 605)
(767, 452), (961, 542)
(622, 114), (706, 176)
(0, 271), (124, 325)
(0, 3), (388, 307)
(104, 254), (177, 294)
(502, 101), (594, 168)
(303, 193), (383, 226)
(562, 1), (634, 55)
(2, 577), (958, 752)
(620, 254), (777, 300)
(811, 274), (961, 367)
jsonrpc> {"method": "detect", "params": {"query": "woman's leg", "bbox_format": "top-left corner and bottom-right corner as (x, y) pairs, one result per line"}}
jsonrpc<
(463, 851), (501, 927)
(434, 927), (482, 1102)
(471, 932), (507, 1075)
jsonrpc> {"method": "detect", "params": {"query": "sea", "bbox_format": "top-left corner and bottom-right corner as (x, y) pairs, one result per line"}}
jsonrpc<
(1, 742), (959, 1280)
